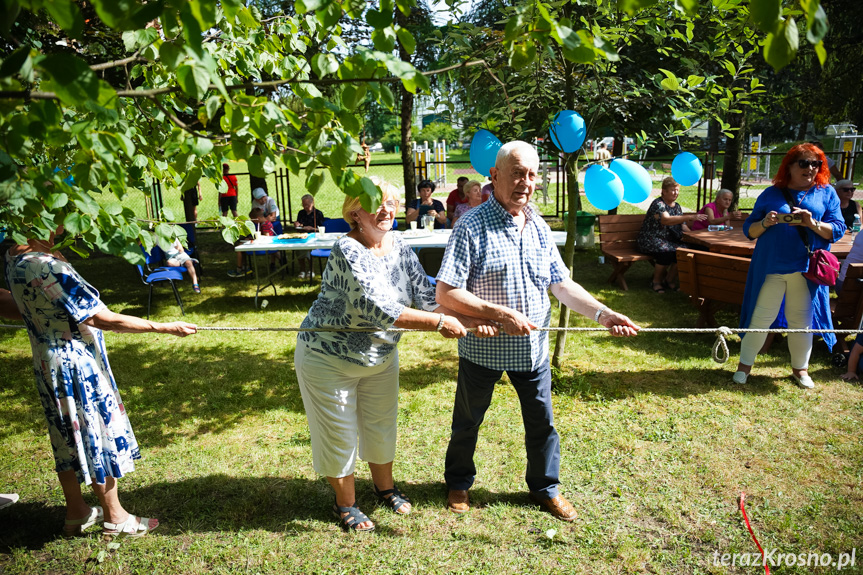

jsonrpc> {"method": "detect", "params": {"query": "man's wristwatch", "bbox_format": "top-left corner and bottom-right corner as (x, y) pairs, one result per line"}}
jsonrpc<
(594, 305), (608, 323)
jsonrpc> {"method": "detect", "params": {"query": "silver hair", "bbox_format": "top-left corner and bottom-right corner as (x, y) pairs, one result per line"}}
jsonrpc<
(715, 188), (734, 201)
(301, 194), (314, 203)
(495, 140), (539, 170)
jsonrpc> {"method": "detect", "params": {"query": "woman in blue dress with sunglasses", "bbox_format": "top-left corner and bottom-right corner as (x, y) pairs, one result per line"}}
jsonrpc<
(733, 143), (845, 388)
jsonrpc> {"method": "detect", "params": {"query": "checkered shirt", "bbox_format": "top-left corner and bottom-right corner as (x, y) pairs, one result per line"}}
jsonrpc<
(437, 196), (567, 371)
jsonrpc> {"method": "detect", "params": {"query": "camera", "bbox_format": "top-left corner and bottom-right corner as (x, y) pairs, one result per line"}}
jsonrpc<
(779, 213), (802, 224)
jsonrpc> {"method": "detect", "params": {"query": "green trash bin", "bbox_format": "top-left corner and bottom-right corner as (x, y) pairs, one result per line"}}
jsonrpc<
(563, 211), (596, 248)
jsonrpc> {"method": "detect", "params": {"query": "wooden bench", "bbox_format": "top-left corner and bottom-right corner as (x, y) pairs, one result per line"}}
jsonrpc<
(597, 214), (653, 291)
(834, 263), (863, 333)
(677, 248), (751, 327)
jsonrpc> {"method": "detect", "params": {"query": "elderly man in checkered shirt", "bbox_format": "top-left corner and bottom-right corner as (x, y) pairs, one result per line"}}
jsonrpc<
(436, 140), (640, 521)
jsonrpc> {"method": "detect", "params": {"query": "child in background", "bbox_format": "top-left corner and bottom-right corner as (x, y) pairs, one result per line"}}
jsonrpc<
(228, 208), (276, 278)
(840, 333), (863, 382)
(164, 238), (201, 293)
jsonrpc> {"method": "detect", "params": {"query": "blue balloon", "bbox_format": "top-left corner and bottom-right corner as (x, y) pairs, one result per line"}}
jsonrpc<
(549, 110), (586, 153)
(671, 152), (703, 186)
(609, 158), (651, 204)
(584, 164), (624, 211)
(469, 129), (502, 177)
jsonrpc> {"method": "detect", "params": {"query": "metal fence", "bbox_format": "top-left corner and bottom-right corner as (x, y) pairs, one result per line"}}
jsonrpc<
(141, 148), (860, 225)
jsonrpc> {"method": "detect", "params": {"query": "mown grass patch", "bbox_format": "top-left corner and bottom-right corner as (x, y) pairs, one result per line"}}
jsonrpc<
(1, 231), (861, 574)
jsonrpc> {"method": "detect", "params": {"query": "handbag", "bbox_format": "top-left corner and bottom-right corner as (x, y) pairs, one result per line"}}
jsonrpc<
(781, 188), (840, 286)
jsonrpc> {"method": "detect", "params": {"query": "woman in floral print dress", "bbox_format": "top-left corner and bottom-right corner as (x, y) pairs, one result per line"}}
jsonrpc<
(5, 230), (196, 538)
(295, 180), (497, 532)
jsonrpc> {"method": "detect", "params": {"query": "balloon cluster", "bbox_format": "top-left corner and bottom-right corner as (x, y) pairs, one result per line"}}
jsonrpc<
(467, 111), (704, 212)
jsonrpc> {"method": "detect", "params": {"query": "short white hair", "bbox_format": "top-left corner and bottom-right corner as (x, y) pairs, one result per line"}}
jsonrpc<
(495, 141), (539, 170)
(715, 188), (734, 201)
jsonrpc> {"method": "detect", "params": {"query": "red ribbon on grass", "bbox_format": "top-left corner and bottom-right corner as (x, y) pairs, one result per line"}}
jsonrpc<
(739, 492), (770, 575)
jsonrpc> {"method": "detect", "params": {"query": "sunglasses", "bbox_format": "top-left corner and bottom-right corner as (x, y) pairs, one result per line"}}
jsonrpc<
(796, 159), (823, 169)
(839, 187), (857, 193)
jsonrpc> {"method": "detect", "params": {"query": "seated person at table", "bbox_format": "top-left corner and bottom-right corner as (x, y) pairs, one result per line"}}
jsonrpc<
(294, 194), (325, 280)
(445, 176), (470, 226)
(164, 237), (201, 294)
(452, 180), (483, 227)
(840, 333), (863, 382)
(405, 179), (446, 229)
(690, 188), (742, 230)
(835, 179), (861, 230)
(636, 176), (708, 293)
(228, 208), (276, 278)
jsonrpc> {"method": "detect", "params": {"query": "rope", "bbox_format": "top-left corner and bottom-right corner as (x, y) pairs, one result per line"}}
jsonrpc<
(2, 324), (859, 365)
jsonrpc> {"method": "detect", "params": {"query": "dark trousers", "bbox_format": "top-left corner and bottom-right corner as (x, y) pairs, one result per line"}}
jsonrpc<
(444, 357), (560, 499)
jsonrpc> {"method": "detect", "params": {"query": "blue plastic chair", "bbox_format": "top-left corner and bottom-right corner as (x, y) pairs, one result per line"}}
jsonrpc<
(178, 223), (203, 277)
(310, 218), (352, 278)
(135, 265), (185, 318)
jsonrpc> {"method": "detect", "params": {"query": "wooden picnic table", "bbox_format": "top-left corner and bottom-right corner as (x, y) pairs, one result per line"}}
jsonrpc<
(682, 226), (854, 258)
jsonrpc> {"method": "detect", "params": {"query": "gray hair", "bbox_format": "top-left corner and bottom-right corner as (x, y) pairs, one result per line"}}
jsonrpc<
(715, 188), (734, 201)
(495, 141), (539, 170)
(301, 194), (314, 203)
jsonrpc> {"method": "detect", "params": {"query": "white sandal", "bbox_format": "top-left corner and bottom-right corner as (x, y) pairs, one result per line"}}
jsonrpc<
(103, 515), (159, 539)
(63, 506), (103, 537)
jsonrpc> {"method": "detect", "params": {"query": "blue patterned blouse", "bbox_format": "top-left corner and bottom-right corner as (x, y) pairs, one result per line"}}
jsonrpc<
(298, 233), (439, 366)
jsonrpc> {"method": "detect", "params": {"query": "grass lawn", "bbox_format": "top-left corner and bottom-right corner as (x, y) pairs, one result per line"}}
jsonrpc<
(1, 229), (862, 575)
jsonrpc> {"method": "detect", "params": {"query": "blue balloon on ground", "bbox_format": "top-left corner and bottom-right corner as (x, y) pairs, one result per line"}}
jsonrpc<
(584, 164), (624, 211)
(609, 158), (651, 204)
(469, 129), (502, 177)
(549, 110), (586, 153)
(671, 152), (703, 186)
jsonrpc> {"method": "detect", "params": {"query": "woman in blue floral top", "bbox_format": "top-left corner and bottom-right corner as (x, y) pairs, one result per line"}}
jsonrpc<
(4, 230), (197, 538)
(295, 181), (496, 532)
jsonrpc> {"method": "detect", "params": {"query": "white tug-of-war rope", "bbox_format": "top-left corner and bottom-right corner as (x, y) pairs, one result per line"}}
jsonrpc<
(2, 324), (859, 365)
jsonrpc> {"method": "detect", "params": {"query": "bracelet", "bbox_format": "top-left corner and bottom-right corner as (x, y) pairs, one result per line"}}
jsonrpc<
(436, 313), (446, 331)
(761, 218), (768, 229)
(594, 305), (608, 323)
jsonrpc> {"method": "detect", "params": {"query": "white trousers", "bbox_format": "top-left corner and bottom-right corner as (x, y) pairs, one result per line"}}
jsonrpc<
(739, 272), (813, 369)
(294, 339), (400, 478)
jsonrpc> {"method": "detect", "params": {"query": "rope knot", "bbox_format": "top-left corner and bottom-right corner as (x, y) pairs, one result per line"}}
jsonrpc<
(712, 326), (733, 364)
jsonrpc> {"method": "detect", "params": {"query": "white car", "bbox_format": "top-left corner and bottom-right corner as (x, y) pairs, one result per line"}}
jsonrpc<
(369, 142), (384, 152)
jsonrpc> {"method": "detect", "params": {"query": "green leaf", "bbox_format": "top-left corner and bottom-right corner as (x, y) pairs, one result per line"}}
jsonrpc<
(122, 27), (159, 52)
(63, 212), (88, 236)
(813, 40), (827, 66)
(0, 0), (20, 37)
(237, 7), (260, 28)
(366, 8), (392, 28)
(222, 0), (243, 20)
(176, 63), (210, 100)
(660, 77), (680, 91)
(509, 42), (536, 70)
(686, 75), (705, 87)
(618, 0), (660, 15)
(180, 167), (202, 192)
(750, 0), (782, 34)
(379, 84), (395, 109)
(191, 137), (213, 156)
(316, 2), (341, 29)
(341, 84), (366, 110)
(307, 171), (325, 196)
(39, 54), (99, 106)
(677, 0), (698, 16)
(311, 53), (340, 78)
(44, 0), (84, 38)
(396, 27), (416, 55)
(0, 46), (29, 78)
(763, 17), (799, 71)
(159, 42), (185, 70)
(804, 0), (828, 44)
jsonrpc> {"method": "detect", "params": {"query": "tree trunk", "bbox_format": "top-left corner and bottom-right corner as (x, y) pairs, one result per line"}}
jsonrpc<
(708, 118), (720, 155)
(796, 113), (809, 141)
(396, 9), (416, 206)
(721, 110), (747, 208)
(552, 52), (578, 370)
